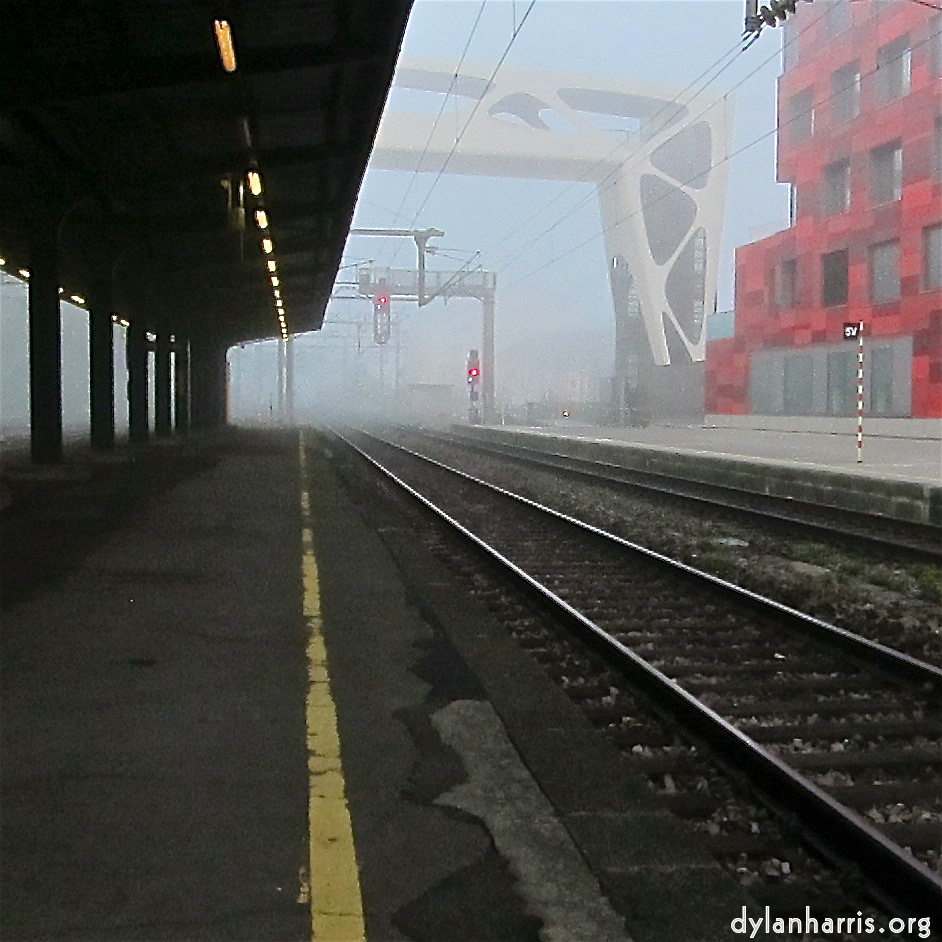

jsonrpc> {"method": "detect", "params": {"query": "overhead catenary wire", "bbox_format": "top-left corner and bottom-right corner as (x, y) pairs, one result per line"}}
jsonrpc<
(478, 35), (748, 263)
(382, 0), (488, 252)
(488, 2), (829, 281)
(505, 23), (942, 291)
(400, 1), (538, 235)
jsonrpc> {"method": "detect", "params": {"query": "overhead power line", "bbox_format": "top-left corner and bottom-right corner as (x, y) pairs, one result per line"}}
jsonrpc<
(490, 3), (829, 280)
(507, 23), (942, 291)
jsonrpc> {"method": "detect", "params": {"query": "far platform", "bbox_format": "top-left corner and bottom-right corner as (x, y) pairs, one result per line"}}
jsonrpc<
(454, 417), (942, 525)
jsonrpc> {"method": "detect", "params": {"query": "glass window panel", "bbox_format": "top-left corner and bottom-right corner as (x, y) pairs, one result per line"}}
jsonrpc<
(831, 62), (860, 122)
(870, 241), (900, 303)
(823, 159), (851, 214)
(870, 346), (895, 415)
(824, 0), (852, 34)
(826, 350), (856, 415)
(784, 355), (813, 415)
(789, 89), (814, 141)
(877, 36), (911, 100)
(777, 259), (798, 307)
(750, 356), (777, 415)
(871, 142), (902, 204)
(822, 249), (849, 306)
(925, 225), (942, 290)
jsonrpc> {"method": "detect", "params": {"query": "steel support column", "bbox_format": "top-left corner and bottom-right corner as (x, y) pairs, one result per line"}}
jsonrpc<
(154, 333), (172, 436)
(174, 339), (190, 433)
(277, 339), (286, 419)
(482, 291), (495, 425)
(285, 336), (294, 426)
(190, 335), (227, 429)
(89, 281), (115, 450)
(126, 321), (149, 443)
(28, 215), (63, 464)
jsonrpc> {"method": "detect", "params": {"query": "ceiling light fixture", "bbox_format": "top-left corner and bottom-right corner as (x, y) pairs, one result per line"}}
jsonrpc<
(267, 260), (277, 272)
(273, 289), (280, 299)
(0, 257), (6, 266)
(262, 238), (273, 254)
(213, 20), (237, 73)
(247, 170), (262, 196)
(276, 299), (283, 307)
(270, 276), (279, 287)
(70, 295), (85, 304)
(254, 209), (268, 229)
(19, 269), (30, 279)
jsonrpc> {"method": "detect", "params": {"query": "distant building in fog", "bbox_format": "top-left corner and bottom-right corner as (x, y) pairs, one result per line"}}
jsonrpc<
(707, 0), (941, 420)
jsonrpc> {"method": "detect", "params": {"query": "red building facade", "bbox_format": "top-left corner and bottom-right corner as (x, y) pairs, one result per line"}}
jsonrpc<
(707, 0), (942, 418)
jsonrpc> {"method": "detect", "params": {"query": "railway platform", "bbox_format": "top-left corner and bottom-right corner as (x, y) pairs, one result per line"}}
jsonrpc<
(456, 420), (942, 525)
(0, 427), (761, 942)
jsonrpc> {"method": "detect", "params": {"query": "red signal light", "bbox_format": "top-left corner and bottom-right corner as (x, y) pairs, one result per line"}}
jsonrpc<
(468, 367), (480, 378)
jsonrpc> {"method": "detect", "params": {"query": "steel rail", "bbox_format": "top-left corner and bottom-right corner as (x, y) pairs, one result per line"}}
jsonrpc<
(338, 430), (942, 922)
(364, 430), (942, 689)
(412, 426), (942, 563)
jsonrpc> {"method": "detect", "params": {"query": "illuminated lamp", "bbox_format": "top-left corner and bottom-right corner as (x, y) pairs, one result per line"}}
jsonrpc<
(213, 20), (237, 73)
(254, 209), (268, 229)
(267, 260), (277, 272)
(262, 238), (273, 254)
(247, 170), (262, 196)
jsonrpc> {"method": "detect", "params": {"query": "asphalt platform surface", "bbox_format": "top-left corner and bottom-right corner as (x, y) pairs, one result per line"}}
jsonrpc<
(2, 427), (763, 942)
(506, 422), (941, 485)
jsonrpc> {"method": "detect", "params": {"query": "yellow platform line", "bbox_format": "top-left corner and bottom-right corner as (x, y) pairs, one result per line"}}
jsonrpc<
(298, 432), (366, 942)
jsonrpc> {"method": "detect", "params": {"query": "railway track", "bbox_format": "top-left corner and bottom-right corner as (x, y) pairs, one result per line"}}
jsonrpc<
(338, 428), (942, 923)
(402, 425), (942, 564)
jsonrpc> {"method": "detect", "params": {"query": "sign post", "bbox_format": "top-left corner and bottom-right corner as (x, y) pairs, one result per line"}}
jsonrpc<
(843, 321), (865, 463)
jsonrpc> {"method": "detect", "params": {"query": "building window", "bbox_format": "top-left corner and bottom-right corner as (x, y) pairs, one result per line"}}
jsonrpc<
(784, 355), (813, 414)
(788, 89), (814, 141)
(876, 35), (912, 101)
(822, 249), (849, 306)
(823, 0), (852, 35)
(870, 346), (895, 415)
(777, 259), (798, 307)
(823, 159), (851, 214)
(933, 20), (942, 78)
(750, 357), (777, 414)
(870, 240), (900, 303)
(831, 62), (861, 122)
(826, 350), (856, 415)
(788, 184), (799, 225)
(925, 224), (942, 290)
(871, 141), (902, 204)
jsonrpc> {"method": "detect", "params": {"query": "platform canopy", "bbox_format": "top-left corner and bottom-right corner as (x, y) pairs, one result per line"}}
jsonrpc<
(0, 0), (413, 346)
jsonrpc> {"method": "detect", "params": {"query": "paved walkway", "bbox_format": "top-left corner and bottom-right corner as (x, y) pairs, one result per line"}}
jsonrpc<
(512, 422), (942, 485)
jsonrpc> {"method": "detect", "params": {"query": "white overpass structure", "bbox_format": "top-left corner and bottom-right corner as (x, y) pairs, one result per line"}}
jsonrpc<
(369, 60), (732, 416)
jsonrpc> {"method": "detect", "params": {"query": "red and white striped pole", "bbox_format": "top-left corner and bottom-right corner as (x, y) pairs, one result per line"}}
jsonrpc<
(856, 320), (864, 464)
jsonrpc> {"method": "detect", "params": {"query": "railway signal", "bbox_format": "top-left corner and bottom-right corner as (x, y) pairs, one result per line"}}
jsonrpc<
(467, 350), (481, 423)
(372, 292), (391, 345)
